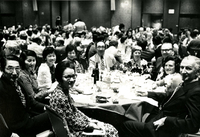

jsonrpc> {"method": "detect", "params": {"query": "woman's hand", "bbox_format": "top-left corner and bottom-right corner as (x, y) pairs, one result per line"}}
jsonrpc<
(88, 122), (101, 130)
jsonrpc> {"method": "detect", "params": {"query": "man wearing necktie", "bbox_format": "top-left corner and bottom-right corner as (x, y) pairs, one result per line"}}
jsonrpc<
(0, 55), (53, 136)
(89, 41), (106, 71)
(119, 55), (200, 137)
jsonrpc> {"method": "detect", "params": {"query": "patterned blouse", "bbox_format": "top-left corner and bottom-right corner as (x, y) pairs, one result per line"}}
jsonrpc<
(49, 85), (118, 137)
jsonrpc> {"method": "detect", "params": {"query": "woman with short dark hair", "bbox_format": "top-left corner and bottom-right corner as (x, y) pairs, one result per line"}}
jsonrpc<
(37, 47), (58, 102)
(49, 60), (119, 137)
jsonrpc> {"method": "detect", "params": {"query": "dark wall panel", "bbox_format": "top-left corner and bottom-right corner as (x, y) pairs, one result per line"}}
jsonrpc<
(143, 0), (163, 14)
(0, 0), (15, 14)
(70, 0), (110, 29)
(163, 0), (180, 33)
(1, 15), (16, 28)
(52, 1), (60, 28)
(22, 0), (38, 27)
(15, 0), (23, 26)
(111, 0), (132, 29)
(132, 0), (142, 28)
(179, 17), (200, 30)
(61, 1), (70, 26)
(180, 0), (200, 14)
(38, 0), (51, 26)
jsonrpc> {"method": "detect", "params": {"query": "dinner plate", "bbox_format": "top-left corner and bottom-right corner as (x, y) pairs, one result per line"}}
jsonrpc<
(82, 91), (93, 95)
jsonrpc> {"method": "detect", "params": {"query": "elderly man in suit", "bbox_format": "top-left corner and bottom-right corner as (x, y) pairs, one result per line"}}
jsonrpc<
(119, 55), (200, 137)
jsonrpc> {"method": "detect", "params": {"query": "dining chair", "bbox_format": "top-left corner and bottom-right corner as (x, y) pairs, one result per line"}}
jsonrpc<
(0, 113), (12, 137)
(45, 106), (71, 137)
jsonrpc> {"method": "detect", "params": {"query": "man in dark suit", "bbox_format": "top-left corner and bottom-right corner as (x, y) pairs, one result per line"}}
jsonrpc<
(119, 55), (200, 137)
(0, 55), (52, 136)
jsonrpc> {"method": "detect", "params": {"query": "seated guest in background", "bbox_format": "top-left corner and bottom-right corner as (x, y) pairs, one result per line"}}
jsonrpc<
(63, 44), (84, 73)
(119, 55), (200, 137)
(37, 47), (58, 101)
(104, 39), (123, 71)
(112, 23), (125, 36)
(187, 39), (200, 58)
(0, 55), (52, 136)
(3, 40), (21, 57)
(153, 55), (182, 93)
(151, 42), (175, 80)
(73, 37), (88, 71)
(28, 36), (45, 67)
(54, 36), (67, 63)
(73, 18), (87, 35)
(124, 45), (149, 74)
(49, 61), (119, 137)
(89, 41), (106, 71)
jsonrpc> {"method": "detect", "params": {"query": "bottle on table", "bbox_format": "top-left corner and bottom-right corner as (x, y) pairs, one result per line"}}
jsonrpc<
(91, 62), (99, 84)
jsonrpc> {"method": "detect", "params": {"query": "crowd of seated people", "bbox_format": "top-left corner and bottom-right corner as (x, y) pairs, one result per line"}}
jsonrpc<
(0, 21), (200, 137)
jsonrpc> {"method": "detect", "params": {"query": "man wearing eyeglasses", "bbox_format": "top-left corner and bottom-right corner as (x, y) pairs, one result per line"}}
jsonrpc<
(151, 42), (175, 80)
(119, 55), (200, 137)
(0, 55), (53, 136)
(89, 41), (106, 71)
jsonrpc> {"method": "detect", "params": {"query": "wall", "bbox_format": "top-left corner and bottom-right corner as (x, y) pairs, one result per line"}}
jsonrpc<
(22, 0), (38, 27)
(1, 0), (200, 33)
(143, 0), (163, 14)
(163, 0), (180, 33)
(70, 0), (110, 30)
(131, 0), (142, 29)
(0, 0), (18, 27)
(61, 1), (69, 26)
(51, 1), (61, 28)
(111, 0), (132, 29)
(179, 0), (200, 30)
(180, 0), (200, 14)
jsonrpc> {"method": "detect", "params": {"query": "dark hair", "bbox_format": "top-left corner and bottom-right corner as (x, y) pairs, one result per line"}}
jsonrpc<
(109, 40), (118, 48)
(42, 46), (56, 60)
(65, 44), (76, 57)
(32, 37), (42, 45)
(187, 39), (200, 58)
(20, 50), (37, 70)
(119, 23), (125, 30)
(1, 55), (20, 72)
(162, 55), (181, 74)
(55, 61), (75, 83)
(120, 36), (128, 43)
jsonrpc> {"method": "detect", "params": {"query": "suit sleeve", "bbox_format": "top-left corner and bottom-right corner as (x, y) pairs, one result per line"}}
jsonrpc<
(148, 91), (168, 103)
(164, 88), (200, 134)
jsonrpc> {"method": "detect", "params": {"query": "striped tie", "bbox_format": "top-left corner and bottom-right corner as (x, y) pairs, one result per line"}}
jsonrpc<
(100, 57), (105, 70)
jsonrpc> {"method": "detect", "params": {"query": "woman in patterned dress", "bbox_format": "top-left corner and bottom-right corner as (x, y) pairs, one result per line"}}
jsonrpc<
(49, 61), (118, 137)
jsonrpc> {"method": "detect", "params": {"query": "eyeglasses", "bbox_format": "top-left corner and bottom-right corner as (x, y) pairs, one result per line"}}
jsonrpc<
(161, 49), (173, 52)
(5, 66), (20, 73)
(63, 74), (77, 81)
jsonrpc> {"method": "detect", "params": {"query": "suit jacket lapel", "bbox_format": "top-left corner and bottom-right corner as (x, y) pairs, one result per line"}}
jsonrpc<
(166, 81), (199, 104)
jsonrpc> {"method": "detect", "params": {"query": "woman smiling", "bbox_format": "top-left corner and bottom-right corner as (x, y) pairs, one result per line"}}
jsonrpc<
(154, 55), (183, 93)
(19, 50), (39, 98)
(36, 47), (58, 102)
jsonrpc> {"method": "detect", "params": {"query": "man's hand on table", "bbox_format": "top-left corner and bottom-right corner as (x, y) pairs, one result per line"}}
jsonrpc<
(136, 90), (148, 97)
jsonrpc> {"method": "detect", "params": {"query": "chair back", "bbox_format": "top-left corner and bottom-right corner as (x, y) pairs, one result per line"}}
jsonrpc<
(0, 113), (12, 137)
(45, 107), (71, 137)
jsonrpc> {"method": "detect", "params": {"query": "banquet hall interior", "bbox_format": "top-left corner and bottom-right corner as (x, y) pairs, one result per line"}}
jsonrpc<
(1, 0), (200, 137)
(0, 0), (200, 33)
